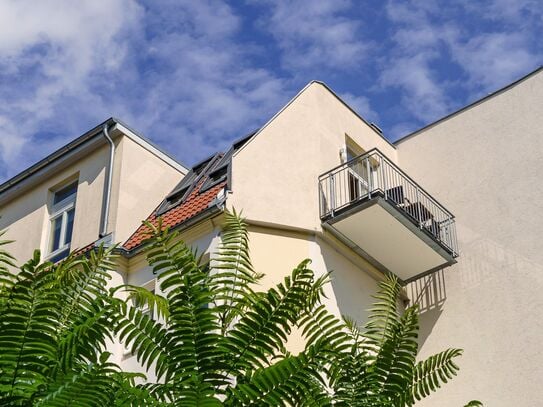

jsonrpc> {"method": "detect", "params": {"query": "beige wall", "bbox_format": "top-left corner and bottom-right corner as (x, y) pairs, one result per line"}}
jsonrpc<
(110, 136), (184, 243)
(247, 224), (380, 354)
(0, 129), (185, 265)
(230, 82), (397, 233)
(0, 144), (109, 264)
(398, 70), (543, 406)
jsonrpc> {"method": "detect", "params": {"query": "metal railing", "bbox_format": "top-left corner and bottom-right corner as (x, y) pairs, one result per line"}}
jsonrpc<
(319, 148), (458, 257)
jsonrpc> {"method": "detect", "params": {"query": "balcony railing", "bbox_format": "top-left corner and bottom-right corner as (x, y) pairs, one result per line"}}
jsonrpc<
(319, 148), (458, 257)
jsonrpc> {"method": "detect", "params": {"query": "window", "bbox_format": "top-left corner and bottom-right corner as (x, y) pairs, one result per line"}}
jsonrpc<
(48, 182), (78, 262)
(141, 279), (157, 320)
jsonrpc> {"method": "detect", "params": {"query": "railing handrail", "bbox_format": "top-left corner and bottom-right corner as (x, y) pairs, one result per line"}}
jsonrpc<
(318, 148), (455, 219)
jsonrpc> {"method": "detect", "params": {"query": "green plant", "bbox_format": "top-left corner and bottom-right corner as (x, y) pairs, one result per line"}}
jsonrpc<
(0, 211), (481, 406)
(115, 210), (331, 405)
(0, 238), (137, 406)
(315, 274), (483, 406)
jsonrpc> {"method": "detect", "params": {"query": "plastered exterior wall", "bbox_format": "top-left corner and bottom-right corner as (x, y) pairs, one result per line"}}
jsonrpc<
(0, 144), (109, 264)
(230, 82), (397, 232)
(397, 70), (543, 406)
(0, 130), (185, 265)
(109, 136), (184, 243)
(247, 225), (381, 354)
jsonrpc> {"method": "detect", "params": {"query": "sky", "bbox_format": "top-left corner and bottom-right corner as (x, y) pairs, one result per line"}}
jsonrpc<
(0, 0), (541, 182)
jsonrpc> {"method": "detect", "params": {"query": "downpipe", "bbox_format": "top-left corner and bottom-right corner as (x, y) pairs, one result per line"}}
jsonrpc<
(100, 124), (115, 238)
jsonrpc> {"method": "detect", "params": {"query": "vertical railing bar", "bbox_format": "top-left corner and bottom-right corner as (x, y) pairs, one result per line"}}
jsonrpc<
(318, 150), (457, 257)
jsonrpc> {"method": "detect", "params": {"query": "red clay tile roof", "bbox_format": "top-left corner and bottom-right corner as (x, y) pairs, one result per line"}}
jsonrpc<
(123, 179), (226, 251)
(72, 241), (96, 256)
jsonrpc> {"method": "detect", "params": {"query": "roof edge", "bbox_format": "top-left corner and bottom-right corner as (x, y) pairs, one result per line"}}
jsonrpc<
(0, 117), (189, 199)
(310, 81), (396, 149)
(394, 65), (543, 145)
(233, 80), (396, 159)
(0, 118), (114, 196)
(111, 120), (189, 173)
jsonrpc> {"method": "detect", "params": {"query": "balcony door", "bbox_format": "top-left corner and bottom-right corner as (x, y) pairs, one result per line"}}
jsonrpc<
(346, 147), (369, 202)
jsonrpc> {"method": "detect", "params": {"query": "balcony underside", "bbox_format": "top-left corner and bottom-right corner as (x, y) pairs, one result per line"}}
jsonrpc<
(322, 196), (456, 283)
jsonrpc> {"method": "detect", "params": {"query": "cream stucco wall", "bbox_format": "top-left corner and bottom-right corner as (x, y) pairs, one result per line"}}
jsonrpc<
(230, 82), (397, 233)
(247, 224), (381, 354)
(0, 128), (185, 265)
(0, 144), (109, 264)
(397, 70), (543, 406)
(109, 135), (185, 243)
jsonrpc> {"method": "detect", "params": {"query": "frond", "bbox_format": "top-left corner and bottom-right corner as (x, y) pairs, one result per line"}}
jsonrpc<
(55, 244), (114, 333)
(122, 284), (170, 321)
(225, 343), (329, 406)
(0, 231), (16, 297)
(364, 274), (402, 349)
(223, 260), (315, 373)
(299, 305), (351, 357)
(405, 347), (463, 405)
(464, 401), (483, 406)
(373, 305), (419, 402)
(35, 352), (119, 407)
(113, 299), (172, 380)
(56, 295), (114, 371)
(111, 372), (169, 407)
(213, 209), (262, 332)
(0, 251), (59, 402)
(143, 218), (228, 398)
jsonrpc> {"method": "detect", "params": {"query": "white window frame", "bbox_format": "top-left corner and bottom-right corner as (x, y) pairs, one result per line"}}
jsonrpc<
(46, 184), (77, 261)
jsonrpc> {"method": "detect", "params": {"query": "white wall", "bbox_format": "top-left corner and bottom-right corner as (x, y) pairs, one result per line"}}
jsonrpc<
(398, 69), (543, 406)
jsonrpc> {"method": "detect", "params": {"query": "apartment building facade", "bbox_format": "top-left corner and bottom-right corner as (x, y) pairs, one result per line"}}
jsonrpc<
(0, 67), (541, 405)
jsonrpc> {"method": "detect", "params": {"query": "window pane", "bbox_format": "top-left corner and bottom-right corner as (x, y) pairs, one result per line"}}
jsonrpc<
(64, 208), (75, 245)
(53, 182), (77, 205)
(50, 248), (69, 263)
(51, 216), (62, 252)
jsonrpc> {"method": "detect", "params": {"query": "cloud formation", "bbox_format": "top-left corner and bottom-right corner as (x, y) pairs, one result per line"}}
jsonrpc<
(0, 0), (541, 181)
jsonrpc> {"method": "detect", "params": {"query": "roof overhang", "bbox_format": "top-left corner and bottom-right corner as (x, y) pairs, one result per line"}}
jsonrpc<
(0, 118), (188, 206)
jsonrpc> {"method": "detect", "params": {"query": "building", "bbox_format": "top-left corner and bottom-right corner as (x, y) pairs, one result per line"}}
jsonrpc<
(0, 66), (541, 405)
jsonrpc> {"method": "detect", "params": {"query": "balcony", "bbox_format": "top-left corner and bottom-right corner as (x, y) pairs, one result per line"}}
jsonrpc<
(319, 149), (458, 283)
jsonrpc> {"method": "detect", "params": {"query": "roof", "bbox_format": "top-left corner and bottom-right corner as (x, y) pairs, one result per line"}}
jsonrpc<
(123, 179), (226, 251)
(0, 117), (189, 197)
(394, 65), (543, 145)
(122, 132), (255, 253)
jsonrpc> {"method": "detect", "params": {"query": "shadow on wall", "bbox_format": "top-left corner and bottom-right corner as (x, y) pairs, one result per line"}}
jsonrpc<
(406, 269), (447, 349)
(316, 238), (380, 326)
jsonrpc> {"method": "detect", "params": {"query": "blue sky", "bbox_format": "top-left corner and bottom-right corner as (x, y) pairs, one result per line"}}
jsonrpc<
(0, 0), (541, 182)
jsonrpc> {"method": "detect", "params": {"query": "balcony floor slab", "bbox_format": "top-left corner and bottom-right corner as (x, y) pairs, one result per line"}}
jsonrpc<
(323, 197), (456, 283)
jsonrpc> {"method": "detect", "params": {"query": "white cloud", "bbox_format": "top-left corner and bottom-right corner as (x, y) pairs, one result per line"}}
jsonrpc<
(379, 0), (541, 136)
(0, 0), (291, 181)
(380, 54), (451, 123)
(450, 32), (541, 90)
(0, 0), (143, 179)
(254, 0), (369, 71)
(339, 92), (379, 123)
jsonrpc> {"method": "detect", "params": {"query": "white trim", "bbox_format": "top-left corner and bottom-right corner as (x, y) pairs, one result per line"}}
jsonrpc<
(47, 184), (77, 259)
(45, 245), (70, 262)
(112, 122), (189, 174)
